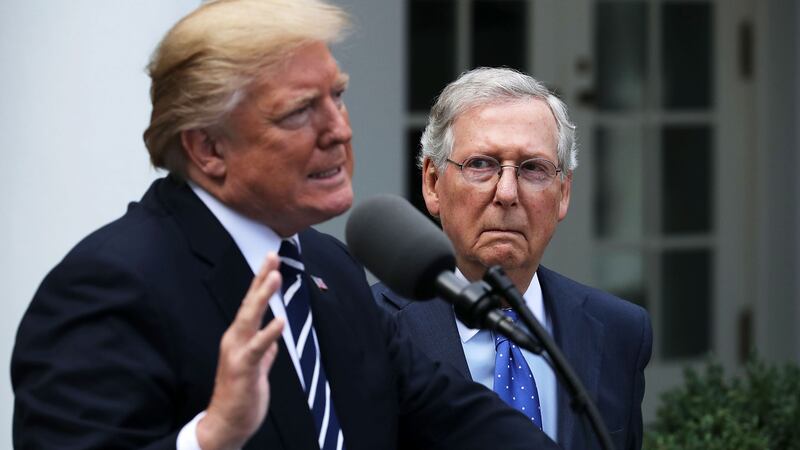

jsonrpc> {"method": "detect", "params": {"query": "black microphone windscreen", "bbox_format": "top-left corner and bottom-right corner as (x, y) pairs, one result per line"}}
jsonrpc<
(345, 194), (455, 300)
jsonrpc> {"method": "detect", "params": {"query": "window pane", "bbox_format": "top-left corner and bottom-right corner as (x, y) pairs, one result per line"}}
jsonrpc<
(661, 2), (713, 109)
(408, 0), (455, 112)
(596, 249), (647, 309)
(594, 126), (644, 239)
(472, 1), (527, 71)
(595, 1), (648, 111)
(661, 126), (713, 234)
(661, 249), (712, 359)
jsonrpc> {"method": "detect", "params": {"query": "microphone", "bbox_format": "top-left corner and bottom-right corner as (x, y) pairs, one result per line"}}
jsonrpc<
(345, 194), (455, 300)
(437, 271), (541, 352)
(345, 195), (539, 348)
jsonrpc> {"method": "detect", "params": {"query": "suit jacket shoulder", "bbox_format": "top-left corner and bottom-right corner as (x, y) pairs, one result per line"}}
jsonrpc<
(11, 177), (227, 449)
(538, 266), (651, 345)
(537, 265), (652, 450)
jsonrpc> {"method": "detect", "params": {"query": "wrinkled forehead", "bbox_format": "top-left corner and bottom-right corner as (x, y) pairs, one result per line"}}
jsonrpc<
(448, 98), (559, 160)
(451, 98), (558, 137)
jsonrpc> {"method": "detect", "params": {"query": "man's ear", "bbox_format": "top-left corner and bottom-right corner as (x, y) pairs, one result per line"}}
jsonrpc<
(421, 158), (441, 218)
(558, 171), (572, 222)
(180, 129), (226, 179)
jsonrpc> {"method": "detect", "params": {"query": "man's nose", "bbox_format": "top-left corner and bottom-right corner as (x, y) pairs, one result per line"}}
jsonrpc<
(317, 98), (352, 149)
(493, 166), (519, 206)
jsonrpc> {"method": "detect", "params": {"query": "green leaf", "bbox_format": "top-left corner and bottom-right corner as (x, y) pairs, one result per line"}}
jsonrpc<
(645, 355), (799, 450)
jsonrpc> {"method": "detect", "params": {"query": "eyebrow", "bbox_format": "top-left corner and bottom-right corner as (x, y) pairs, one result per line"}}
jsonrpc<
(335, 72), (350, 89)
(279, 92), (317, 115)
(273, 72), (351, 116)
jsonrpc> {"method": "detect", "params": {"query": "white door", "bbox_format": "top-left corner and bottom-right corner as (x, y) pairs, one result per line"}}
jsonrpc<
(404, 0), (756, 424)
(539, 0), (757, 422)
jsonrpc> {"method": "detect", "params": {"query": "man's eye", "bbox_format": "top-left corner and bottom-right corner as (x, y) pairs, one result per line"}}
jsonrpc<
(521, 161), (556, 181)
(332, 89), (346, 107)
(288, 104), (311, 118)
(521, 161), (548, 173)
(276, 105), (311, 128)
(465, 157), (496, 170)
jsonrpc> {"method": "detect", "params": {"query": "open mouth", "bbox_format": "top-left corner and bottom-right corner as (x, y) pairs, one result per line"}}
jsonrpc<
(309, 166), (341, 179)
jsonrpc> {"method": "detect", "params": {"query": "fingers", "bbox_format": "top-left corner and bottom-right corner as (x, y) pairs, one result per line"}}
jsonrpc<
(262, 341), (279, 372)
(249, 252), (279, 290)
(201, 255), (286, 450)
(246, 317), (285, 365)
(234, 253), (281, 332)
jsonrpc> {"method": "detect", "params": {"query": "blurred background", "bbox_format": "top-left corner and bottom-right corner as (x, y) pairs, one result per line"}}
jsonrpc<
(1, 0), (797, 446)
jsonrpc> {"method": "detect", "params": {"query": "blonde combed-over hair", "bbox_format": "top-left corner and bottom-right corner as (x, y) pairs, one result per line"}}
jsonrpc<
(143, 0), (350, 176)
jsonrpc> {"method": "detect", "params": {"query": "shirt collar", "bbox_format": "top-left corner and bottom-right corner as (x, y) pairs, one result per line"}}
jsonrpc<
(455, 269), (545, 343)
(189, 181), (299, 274)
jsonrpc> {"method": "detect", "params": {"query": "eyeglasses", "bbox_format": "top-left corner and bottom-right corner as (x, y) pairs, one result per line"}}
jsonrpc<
(446, 155), (562, 191)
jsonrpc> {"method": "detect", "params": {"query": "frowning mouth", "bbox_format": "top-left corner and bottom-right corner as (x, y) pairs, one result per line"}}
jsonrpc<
(483, 228), (525, 239)
(483, 228), (524, 236)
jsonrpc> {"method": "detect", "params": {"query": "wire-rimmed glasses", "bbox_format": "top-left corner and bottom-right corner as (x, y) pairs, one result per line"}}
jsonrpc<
(446, 155), (563, 191)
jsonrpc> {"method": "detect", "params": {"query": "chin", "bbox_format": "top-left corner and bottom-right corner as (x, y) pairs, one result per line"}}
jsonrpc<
(316, 191), (354, 219)
(479, 249), (527, 270)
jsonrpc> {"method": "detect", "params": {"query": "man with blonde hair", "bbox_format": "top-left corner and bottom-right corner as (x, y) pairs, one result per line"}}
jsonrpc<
(11, 2), (558, 450)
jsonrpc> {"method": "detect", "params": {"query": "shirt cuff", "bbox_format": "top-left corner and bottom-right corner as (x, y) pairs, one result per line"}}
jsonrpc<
(176, 411), (207, 450)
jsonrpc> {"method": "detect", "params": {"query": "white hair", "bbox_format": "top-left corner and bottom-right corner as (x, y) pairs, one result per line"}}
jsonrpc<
(419, 67), (578, 176)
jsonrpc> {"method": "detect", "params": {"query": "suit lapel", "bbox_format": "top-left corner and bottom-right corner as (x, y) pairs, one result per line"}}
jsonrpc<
(378, 286), (470, 377)
(155, 176), (254, 324)
(539, 267), (604, 450)
(203, 245), (256, 321)
(400, 299), (471, 378)
(156, 177), (316, 450)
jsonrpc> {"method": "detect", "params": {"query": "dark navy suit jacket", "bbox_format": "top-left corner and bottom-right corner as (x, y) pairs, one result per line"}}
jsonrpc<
(373, 266), (652, 450)
(11, 177), (558, 450)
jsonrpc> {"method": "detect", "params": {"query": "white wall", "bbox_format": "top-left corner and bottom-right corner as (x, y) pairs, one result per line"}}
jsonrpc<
(0, 2), (198, 445)
(0, 0), (403, 446)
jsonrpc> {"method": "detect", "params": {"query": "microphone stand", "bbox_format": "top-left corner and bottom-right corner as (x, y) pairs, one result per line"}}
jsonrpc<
(435, 272), (542, 353)
(483, 266), (615, 450)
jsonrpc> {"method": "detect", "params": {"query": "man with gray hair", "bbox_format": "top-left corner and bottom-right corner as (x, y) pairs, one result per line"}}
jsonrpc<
(11, 3), (559, 449)
(374, 67), (653, 450)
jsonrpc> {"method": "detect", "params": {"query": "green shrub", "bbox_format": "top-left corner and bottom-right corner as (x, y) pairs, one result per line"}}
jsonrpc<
(645, 357), (800, 450)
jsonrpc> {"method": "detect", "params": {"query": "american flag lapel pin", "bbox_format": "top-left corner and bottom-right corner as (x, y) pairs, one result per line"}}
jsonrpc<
(311, 275), (328, 291)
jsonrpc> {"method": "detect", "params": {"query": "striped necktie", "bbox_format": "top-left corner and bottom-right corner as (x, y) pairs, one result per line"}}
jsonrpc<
(279, 239), (344, 450)
(493, 309), (543, 429)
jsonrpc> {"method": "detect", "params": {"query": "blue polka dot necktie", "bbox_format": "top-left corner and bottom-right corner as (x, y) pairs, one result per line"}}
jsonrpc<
(493, 309), (543, 429)
(279, 239), (345, 450)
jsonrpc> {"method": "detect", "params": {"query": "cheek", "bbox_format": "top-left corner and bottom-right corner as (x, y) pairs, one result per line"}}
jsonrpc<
(440, 203), (478, 247)
(443, 189), (489, 228)
(345, 146), (355, 175)
(441, 221), (470, 256)
(526, 200), (561, 236)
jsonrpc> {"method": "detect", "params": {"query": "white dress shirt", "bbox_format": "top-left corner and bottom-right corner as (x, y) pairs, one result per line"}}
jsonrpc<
(176, 183), (307, 450)
(455, 269), (559, 442)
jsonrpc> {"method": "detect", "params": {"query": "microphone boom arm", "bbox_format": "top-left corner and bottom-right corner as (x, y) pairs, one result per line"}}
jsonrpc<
(435, 272), (544, 354)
